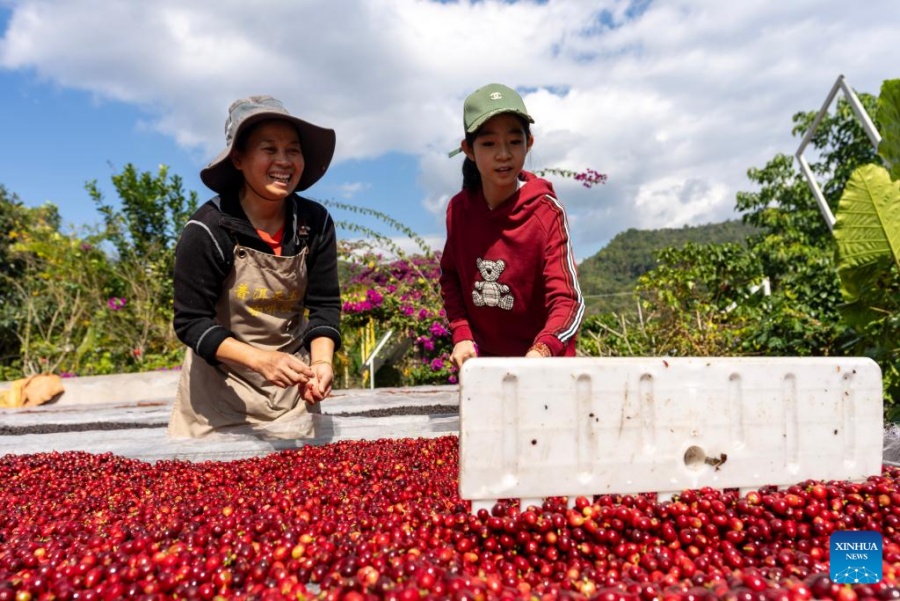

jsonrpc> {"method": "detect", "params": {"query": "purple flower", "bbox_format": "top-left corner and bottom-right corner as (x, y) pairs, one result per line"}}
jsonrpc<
(365, 288), (383, 307)
(429, 322), (449, 337)
(107, 297), (127, 311)
(415, 335), (435, 352)
(342, 301), (364, 313)
(430, 358), (444, 371)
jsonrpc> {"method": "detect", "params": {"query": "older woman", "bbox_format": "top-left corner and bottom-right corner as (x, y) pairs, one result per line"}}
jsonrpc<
(168, 96), (341, 439)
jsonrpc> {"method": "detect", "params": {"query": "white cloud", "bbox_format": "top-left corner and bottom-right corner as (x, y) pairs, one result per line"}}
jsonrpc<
(2, 0), (898, 261)
(339, 233), (445, 261)
(337, 181), (372, 200)
(633, 176), (731, 228)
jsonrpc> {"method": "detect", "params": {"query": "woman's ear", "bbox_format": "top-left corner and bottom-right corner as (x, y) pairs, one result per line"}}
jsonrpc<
(526, 134), (535, 152)
(230, 151), (243, 171)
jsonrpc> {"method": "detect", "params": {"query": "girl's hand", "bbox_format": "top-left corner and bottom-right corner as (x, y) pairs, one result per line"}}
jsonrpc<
(526, 342), (552, 358)
(450, 340), (478, 370)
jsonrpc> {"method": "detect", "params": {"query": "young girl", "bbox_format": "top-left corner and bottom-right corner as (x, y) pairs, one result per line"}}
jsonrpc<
(168, 95), (342, 439)
(440, 83), (584, 370)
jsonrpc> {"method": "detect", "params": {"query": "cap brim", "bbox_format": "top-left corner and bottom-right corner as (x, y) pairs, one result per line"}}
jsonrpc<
(200, 112), (336, 194)
(466, 108), (535, 134)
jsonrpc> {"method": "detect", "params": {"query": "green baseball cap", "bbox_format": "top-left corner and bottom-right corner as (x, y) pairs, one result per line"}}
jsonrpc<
(448, 83), (535, 157)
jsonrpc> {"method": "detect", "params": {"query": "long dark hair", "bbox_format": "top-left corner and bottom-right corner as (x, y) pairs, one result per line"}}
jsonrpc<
(461, 115), (532, 191)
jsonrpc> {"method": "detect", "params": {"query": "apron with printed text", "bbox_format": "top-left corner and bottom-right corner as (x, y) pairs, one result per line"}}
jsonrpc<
(167, 243), (317, 439)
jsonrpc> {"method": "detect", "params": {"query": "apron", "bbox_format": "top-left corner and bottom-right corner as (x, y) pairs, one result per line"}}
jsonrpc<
(167, 243), (318, 439)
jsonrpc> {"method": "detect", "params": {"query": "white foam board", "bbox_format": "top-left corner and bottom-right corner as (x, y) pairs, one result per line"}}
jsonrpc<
(459, 357), (883, 509)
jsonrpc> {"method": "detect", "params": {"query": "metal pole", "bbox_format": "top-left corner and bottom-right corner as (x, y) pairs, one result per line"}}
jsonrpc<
(364, 329), (394, 390)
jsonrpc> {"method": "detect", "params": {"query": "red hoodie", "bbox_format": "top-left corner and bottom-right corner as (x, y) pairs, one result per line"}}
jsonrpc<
(439, 171), (584, 357)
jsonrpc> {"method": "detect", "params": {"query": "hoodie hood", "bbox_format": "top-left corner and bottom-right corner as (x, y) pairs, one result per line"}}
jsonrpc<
(471, 171), (558, 223)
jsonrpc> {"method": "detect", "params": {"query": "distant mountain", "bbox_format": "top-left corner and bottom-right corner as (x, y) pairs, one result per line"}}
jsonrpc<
(577, 220), (758, 316)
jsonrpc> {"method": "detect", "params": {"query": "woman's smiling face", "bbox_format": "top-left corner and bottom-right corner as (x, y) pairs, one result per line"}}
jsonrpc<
(232, 119), (305, 203)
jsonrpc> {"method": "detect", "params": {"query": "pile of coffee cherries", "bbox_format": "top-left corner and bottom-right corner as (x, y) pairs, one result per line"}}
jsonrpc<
(1, 436), (898, 600)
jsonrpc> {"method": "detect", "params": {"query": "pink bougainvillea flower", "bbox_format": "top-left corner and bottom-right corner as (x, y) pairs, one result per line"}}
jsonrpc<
(107, 297), (127, 311)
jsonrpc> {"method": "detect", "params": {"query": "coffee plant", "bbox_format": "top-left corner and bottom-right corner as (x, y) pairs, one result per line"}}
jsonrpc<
(831, 79), (900, 420)
(585, 81), (900, 421)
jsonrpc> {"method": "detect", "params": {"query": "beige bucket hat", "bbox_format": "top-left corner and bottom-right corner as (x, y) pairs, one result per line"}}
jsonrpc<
(200, 95), (336, 194)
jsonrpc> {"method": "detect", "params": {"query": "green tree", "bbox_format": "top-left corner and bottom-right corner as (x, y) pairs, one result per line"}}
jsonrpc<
(731, 94), (878, 356)
(0, 164), (197, 379)
(0, 188), (27, 367)
(632, 242), (766, 356)
(586, 93), (878, 365)
(85, 164), (198, 369)
(1, 218), (114, 376)
(577, 220), (758, 316)
(0, 191), (65, 377)
(830, 79), (900, 418)
(87, 164), (198, 261)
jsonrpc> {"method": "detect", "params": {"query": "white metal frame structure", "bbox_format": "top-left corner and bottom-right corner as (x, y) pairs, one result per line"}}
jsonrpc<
(362, 329), (394, 390)
(795, 74), (882, 231)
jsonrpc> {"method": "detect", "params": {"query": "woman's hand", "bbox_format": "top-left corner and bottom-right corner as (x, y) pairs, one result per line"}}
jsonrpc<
(216, 338), (314, 388)
(254, 350), (315, 388)
(450, 340), (478, 370)
(302, 337), (336, 404)
(301, 360), (334, 404)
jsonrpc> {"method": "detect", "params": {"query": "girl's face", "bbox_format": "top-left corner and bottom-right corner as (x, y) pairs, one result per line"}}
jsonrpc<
(232, 120), (304, 203)
(463, 112), (533, 204)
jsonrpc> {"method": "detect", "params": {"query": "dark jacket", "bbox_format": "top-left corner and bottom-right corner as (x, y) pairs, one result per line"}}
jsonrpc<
(173, 191), (342, 365)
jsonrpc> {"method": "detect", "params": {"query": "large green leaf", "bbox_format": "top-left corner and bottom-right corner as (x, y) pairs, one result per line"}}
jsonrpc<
(877, 79), (900, 181)
(837, 260), (894, 325)
(834, 163), (900, 303)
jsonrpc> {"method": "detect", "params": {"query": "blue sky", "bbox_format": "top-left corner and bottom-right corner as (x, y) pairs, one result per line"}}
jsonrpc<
(1, 0), (898, 261)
